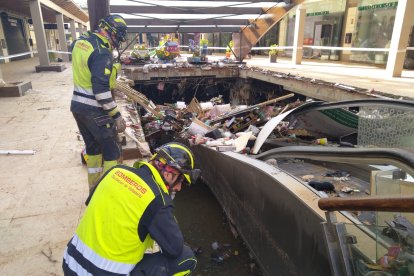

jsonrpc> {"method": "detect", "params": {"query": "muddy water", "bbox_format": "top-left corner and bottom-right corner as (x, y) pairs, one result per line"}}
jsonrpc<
(174, 180), (262, 276)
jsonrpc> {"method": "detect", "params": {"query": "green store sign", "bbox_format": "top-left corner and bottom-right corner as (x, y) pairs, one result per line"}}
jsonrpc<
(358, 2), (398, 11)
(307, 11), (329, 16)
(293, 11), (329, 18)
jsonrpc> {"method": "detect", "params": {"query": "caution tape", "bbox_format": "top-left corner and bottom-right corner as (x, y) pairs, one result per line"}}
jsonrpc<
(1, 46), (412, 61)
(47, 50), (72, 55)
(0, 51), (36, 60)
(0, 50), (71, 60)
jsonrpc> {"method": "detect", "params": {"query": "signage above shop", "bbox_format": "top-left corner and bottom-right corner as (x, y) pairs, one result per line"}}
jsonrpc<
(307, 11), (329, 16)
(293, 11), (329, 18)
(358, 2), (398, 11)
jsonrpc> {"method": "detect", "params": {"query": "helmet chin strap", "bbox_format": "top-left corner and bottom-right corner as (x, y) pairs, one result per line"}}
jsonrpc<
(107, 33), (121, 63)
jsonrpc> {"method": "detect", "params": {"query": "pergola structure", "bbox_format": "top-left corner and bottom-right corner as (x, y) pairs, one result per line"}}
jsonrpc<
(103, 0), (301, 60)
(90, 0), (413, 76)
(110, 0), (288, 34)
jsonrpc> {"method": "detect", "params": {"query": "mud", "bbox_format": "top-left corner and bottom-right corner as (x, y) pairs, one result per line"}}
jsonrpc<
(174, 180), (262, 276)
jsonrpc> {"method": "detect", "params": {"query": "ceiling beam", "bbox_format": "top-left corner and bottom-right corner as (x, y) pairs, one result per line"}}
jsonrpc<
(110, 5), (264, 15)
(127, 26), (241, 33)
(125, 18), (249, 26)
(40, 0), (88, 24)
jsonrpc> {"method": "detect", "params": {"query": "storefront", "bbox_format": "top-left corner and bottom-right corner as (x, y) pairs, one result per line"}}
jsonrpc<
(0, 12), (30, 62)
(284, 0), (347, 60)
(349, 1), (399, 64)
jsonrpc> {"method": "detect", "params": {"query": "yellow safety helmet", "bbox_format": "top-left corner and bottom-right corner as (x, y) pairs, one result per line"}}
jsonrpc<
(151, 142), (200, 185)
(98, 14), (127, 48)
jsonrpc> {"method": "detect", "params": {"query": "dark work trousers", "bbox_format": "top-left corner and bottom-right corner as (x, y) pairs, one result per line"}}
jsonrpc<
(130, 245), (197, 276)
(72, 112), (120, 161)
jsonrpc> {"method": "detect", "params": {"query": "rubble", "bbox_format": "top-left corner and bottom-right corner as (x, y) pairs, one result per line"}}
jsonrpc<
(114, 75), (365, 160)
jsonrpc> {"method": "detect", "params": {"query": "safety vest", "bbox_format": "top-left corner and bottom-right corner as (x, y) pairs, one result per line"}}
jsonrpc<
(71, 32), (119, 116)
(72, 163), (169, 274)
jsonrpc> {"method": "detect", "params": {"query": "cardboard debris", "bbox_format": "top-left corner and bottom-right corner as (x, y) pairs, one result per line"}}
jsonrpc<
(115, 77), (320, 155)
(188, 118), (211, 136)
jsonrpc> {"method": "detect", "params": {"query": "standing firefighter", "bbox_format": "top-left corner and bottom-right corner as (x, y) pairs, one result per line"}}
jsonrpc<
(63, 142), (201, 276)
(71, 14), (127, 192)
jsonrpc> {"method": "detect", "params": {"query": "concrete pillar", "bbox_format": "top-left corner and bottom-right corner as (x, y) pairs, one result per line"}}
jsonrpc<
(278, 17), (288, 56)
(0, 18), (10, 63)
(70, 19), (77, 42)
(56, 13), (69, 62)
(292, 5), (306, 65)
(24, 19), (34, 58)
(29, 0), (50, 66)
(87, 0), (110, 31)
(386, 0), (414, 77)
(77, 22), (84, 36)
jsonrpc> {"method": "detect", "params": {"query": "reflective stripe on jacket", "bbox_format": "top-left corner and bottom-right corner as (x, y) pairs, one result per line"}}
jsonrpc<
(65, 163), (170, 275)
(70, 32), (119, 118)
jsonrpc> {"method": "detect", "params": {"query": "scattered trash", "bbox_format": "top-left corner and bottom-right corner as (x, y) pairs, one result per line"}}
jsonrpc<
(324, 171), (350, 178)
(324, 171), (350, 181)
(314, 138), (328, 145)
(301, 175), (315, 182)
(192, 247), (203, 256)
(210, 241), (234, 263)
(265, 158), (278, 167)
(340, 187), (360, 193)
(0, 150), (36, 155)
(308, 181), (335, 192)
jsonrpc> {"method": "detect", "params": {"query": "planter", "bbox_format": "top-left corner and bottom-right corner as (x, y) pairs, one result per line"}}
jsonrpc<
(374, 54), (386, 64)
(269, 54), (277, 63)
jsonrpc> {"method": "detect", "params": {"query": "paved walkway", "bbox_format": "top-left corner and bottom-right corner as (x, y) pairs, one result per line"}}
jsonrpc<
(0, 58), (85, 275)
(245, 56), (414, 99)
(0, 56), (412, 275)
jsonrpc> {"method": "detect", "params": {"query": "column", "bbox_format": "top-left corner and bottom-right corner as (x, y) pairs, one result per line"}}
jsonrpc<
(87, 0), (110, 31)
(278, 17), (288, 56)
(0, 64), (4, 84)
(386, 0), (414, 77)
(70, 19), (77, 42)
(56, 13), (69, 62)
(77, 22), (84, 36)
(0, 18), (9, 63)
(29, 0), (50, 66)
(292, 5), (305, 65)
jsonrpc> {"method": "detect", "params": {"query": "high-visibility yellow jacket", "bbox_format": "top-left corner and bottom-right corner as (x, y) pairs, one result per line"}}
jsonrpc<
(63, 162), (184, 275)
(70, 31), (120, 119)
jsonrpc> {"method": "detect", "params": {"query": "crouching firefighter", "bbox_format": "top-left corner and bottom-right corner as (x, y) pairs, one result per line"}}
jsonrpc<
(70, 14), (128, 193)
(63, 142), (201, 276)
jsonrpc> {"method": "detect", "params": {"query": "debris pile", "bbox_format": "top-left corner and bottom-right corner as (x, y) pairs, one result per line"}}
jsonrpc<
(116, 77), (307, 154)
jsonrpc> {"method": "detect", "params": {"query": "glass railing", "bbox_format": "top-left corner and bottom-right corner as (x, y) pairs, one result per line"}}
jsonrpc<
(345, 220), (414, 276)
(319, 167), (414, 276)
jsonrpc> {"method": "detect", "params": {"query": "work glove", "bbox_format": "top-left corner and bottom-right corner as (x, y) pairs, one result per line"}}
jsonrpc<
(115, 116), (126, 133)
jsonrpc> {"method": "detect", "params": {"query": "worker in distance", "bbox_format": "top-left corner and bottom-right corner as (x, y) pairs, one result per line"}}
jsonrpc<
(70, 14), (127, 193)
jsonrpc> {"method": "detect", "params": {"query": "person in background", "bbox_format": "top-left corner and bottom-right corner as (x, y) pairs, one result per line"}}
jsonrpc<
(70, 14), (127, 192)
(63, 142), (201, 276)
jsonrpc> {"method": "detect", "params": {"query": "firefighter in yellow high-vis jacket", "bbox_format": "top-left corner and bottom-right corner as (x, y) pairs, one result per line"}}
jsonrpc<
(70, 14), (127, 193)
(63, 142), (201, 276)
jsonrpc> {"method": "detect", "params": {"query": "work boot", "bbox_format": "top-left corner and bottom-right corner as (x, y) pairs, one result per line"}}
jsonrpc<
(103, 160), (118, 174)
(86, 154), (103, 191)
